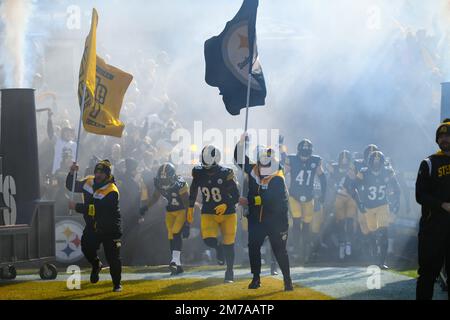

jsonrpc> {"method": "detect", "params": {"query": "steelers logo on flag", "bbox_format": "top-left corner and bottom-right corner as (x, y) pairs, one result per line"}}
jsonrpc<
(55, 220), (84, 263)
(221, 20), (263, 90)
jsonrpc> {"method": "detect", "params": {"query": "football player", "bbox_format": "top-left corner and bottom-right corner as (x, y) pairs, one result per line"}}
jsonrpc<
(285, 139), (327, 264)
(347, 151), (400, 269)
(329, 150), (357, 260)
(139, 163), (190, 275)
(188, 145), (240, 283)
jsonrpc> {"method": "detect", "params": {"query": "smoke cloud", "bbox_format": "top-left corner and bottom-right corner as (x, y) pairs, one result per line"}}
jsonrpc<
(0, 0), (33, 88)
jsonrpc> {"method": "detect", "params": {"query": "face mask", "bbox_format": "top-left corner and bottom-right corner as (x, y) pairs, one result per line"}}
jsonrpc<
(259, 166), (277, 177)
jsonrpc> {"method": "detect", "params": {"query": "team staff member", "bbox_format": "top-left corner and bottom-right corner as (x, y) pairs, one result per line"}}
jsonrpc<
(415, 119), (450, 300)
(235, 134), (293, 291)
(67, 160), (123, 292)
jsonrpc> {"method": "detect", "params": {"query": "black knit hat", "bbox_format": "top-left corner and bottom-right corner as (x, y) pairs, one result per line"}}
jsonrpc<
(94, 159), (112, 176)
(436, 119), (450, 143)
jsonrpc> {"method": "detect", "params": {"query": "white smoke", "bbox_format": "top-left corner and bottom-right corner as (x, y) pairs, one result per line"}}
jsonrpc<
(0, 0), (33, 88)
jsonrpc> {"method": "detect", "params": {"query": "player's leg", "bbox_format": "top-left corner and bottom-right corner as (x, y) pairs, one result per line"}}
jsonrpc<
(248, 221), (267, 289)
(201, 214), (223, 265)
(289, 197), (302, 258)
(335, 195), (346, 260)
(309, 201), (323, 262)
(102, 236), (122, 292)
(169, 210), (186, 274)
(375, 205), (391, 269)
(301, 201), (314, 263)
(219, 213), (237, 283)
(345, 197), (358, 257)
(81, 231), (102, 284)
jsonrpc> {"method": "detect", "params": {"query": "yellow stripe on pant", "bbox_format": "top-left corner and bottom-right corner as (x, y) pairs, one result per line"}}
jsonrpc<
(166, 210), (186, 240)
(201, 213), (237, 245)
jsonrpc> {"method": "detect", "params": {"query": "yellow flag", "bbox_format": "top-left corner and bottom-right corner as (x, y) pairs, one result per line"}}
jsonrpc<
(82, 55), (133, 138)
(78, 8), (98, 110)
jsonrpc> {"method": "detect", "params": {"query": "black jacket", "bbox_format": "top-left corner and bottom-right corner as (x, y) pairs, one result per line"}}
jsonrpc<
(416, 152), (450, 218)
(66, 173), (122, 238)
(234, 142), (289, 229)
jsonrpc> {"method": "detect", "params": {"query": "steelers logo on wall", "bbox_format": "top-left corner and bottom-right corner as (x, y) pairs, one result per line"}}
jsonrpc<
(55, 220), (84, 263)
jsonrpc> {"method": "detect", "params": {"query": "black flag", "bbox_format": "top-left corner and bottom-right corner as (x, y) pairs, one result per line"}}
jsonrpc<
(204, 0), (266, 116)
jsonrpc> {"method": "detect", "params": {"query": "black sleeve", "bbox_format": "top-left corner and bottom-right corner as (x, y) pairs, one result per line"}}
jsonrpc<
(416, 160), (443, 211)
(344, 176), (363, 205)
(189, 169), (200, 208)
(224, 171), (240, 206)
(75, 202), (88, 214)
(319, 172), (327, 200)
(234, 141), (253, 175)
(66, 172), (86, 193)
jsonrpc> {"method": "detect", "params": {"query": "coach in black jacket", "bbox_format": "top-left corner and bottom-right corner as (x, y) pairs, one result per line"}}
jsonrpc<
(67, 159), (123, 292)
(234, 134), (293, 291)
(415, 120), (450, 300)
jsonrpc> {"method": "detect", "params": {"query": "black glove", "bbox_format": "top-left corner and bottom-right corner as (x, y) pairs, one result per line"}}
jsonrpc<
(139, 206), (148, 216)
(182, 222), (190, 239)
(358, 201), (366, 214)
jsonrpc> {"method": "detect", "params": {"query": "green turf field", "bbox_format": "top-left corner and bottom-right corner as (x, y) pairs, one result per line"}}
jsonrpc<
(0, 277), (332, 300)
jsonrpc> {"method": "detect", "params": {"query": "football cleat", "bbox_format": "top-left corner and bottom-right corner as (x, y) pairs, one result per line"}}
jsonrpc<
(224, 270), (234, 283)
(90, 261), (103, 284)
(248, 277), (261, 289)
(113, 284), (123, 292)
(270, 262), (279, 276)
(284, 278), (294, 291)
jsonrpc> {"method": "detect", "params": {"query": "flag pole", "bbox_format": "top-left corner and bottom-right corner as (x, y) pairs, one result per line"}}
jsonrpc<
(239, 73), (252, 219)
(69, 83), (87, 213)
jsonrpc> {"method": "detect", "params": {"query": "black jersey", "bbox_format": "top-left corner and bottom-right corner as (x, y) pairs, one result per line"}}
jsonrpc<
(189, 165), (239, 215)
(416, 151), (450, 217)
(329, 163), (355, 195)
(155, 176), (188, 212)
(356, 166), (400, 209)
(287, 154), (322, 202)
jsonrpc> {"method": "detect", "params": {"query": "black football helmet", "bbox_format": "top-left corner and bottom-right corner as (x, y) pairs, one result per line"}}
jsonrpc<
(155, 162), (177, 189)
(363, 144), (379, 164)
(201, 145), (221, 169)
(297, 139), (313, 158)
(338, 150), (352, 169)
(368, 151), (385, 173)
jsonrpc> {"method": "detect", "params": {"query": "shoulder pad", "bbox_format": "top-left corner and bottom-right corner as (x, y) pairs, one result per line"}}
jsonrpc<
(192, 166), (203, 177)
(311, 155), (322, 162)
(286, 155), (297, 164)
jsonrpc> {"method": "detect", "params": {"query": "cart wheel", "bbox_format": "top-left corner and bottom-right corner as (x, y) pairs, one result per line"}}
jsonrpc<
(39, 264), (57, 280)
(1, 265), (17, 280)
